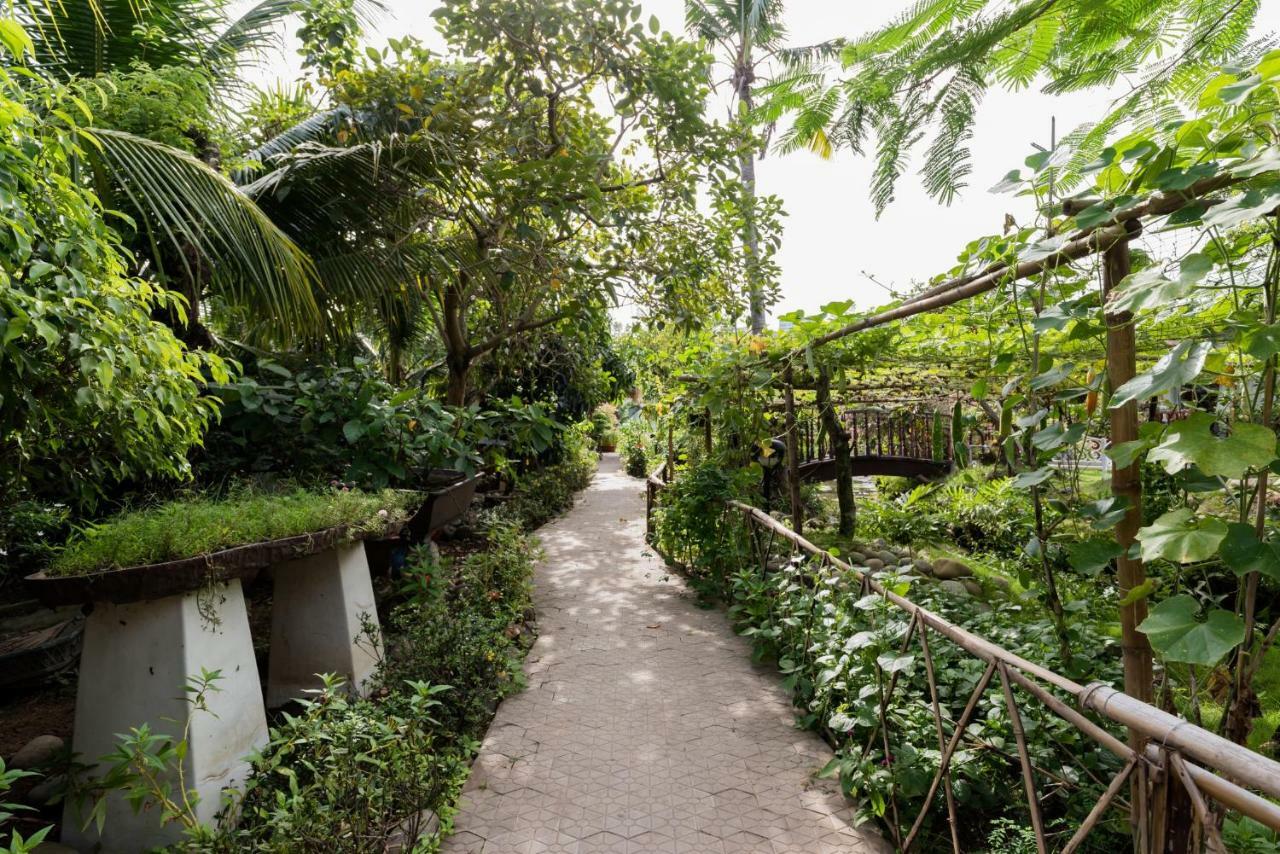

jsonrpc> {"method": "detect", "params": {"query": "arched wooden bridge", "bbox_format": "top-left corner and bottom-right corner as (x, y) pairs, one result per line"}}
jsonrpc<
(792, 406), (966, 482)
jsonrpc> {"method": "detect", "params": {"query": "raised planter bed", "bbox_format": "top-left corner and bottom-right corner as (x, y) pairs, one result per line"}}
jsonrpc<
(23, 526), (358, 607)
(24, 516), (402, 852)
(367, 470), (481, 575)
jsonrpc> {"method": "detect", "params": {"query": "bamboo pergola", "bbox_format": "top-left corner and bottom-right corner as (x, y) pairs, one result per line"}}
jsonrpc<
(653, 170), (1280, 851)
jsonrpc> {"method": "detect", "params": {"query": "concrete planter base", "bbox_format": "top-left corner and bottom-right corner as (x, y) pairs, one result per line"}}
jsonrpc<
(266, 543), (383, 707)
(62, 580), (267, 853)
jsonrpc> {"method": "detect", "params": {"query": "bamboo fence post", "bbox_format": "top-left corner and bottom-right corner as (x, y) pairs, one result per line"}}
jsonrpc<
(1103, 225), (1158, 847)
(783, 367), (803, 535)
(666, 418), (674, 483)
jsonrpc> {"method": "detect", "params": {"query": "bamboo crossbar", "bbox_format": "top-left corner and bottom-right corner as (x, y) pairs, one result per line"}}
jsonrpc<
(784, 173), (1241, 361)
(722, 499), (1280, 830)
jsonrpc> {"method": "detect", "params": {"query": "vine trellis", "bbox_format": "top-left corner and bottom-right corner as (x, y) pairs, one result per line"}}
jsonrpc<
(651, 165), (1280, 851)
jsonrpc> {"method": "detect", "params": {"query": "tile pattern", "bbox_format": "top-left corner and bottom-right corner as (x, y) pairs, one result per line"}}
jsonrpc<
(442, 455), (888, 854)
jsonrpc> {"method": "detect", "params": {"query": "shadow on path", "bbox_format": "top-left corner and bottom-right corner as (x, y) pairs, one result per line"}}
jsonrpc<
(441, 454), (889, 854)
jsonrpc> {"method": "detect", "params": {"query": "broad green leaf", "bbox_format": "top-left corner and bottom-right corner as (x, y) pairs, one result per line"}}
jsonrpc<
(876, 653), (914, 674)
(1068, 539), (1123, 576)
(1136, 509), (1227, 563)
(1243, 323), (1280, 360)
(1031, 422), (1086, 451)
(1105, 439), (1151, 468)
(1011, 467), (1053, 488)
(1139, 595), (1245, 666)
(1110, 341), (1211, 409)
(1030, 362), (1074, 390)
(0, 19), (33, 58)
(1202, 186), (1280, 229)
(1219, 523), (1280, 580)
(1147, 412), (1276, 478)
(1080, 496), (1131, 530)
(342, 419), (367, 443)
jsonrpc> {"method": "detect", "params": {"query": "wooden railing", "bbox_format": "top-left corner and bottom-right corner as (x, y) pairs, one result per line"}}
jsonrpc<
(645, 466), (1280, 852)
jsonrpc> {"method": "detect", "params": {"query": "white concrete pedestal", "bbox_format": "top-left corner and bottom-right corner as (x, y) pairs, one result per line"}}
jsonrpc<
(62, 580), (268, 853)
(266, 543), (383, 706)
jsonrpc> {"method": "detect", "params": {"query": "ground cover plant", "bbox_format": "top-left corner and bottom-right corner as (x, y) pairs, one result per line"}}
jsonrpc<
(47, 489), (414, 576)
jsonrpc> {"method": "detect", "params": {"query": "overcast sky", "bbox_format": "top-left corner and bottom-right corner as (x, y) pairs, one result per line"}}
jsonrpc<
(245, 1), (1280, 321)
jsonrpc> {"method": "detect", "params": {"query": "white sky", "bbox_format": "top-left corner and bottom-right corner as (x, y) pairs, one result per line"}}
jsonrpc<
(244, 0), (1280, 321)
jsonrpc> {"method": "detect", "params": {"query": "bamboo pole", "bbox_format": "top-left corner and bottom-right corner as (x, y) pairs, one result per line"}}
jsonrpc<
(999, 663), (1048, 853)
(1101, 227), (1157, 848)
(730, 501), (1280, 827)
(783, 368), (803, 535)
(1062, 758), (1138, 854)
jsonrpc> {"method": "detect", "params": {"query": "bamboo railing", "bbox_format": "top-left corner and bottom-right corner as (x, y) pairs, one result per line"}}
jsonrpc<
(645, 465), (1280, 851)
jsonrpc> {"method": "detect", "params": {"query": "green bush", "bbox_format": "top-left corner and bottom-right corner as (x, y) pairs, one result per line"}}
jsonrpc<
(379, 512), (541, 740)
(201, 359), (482, 487)
(619, 419), (654, 477)
(504, 426), (597, 530)
(206, 680), (469, 853)
(49, 488), (413, 575)
(725, 553), (1125, 848)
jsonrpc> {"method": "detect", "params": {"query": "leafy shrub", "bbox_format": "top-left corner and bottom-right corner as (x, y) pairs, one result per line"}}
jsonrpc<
(726, 554), (1125, 848)
(380, 511), (540, 740)
(0, 56), (228, 515)
(201, 359), (482, 487)
(50, 488), (413, 575)
(503, 426), (597, 530)
(653, 461), (755, 594)
(872, 475), (916, 499)
(136, 678), (470, 853)
(1, 759), (51, 852)
(589, 403), (619, 450)
(620, 419), (655, 477)
(857, 484), (946, 545)
(935, 474), (1035, 558)
(858, 468), (1036, 561)
(0, 501), (69, 582)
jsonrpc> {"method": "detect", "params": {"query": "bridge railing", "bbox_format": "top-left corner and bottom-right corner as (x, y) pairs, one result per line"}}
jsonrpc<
(794, 406), (951, 465)
(645, 465), (1280, 852)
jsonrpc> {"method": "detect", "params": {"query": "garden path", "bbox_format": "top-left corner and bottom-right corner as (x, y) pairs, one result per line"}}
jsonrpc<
(441, 454), (888, 854)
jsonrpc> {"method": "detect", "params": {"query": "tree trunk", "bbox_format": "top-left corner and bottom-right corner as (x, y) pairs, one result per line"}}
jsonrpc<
(445, 357), (470, 407)
(736, 63), (766, 334)
(815, 366), (855, 535)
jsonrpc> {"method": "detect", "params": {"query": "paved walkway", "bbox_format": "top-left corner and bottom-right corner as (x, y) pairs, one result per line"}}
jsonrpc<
(442, 455), (887, 854)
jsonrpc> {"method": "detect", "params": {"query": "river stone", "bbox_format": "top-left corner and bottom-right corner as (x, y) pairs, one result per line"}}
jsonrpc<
(938, 580), (970, 598)
(26, 773), (65, 806)
(974, 602), (994, 614)
(864, 558), (885, 571)
(876, 550), (899, 565)
(10, 735), (64, 770)
(933, 559), (974, 580)
(961, 579), (983, 597)
(987, 575), (1011, 592)
(912, 558), (935, 576)
(847, 551), (867, 565)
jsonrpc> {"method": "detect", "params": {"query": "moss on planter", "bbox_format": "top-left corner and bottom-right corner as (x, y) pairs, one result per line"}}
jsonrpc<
(48, 489), (416, 577)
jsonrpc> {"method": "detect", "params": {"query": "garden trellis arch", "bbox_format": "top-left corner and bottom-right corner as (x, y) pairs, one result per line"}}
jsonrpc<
(650, 166), (1280, 851)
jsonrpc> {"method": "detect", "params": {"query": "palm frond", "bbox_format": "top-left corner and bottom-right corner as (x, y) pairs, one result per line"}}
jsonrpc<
(86, 127), (322, 338)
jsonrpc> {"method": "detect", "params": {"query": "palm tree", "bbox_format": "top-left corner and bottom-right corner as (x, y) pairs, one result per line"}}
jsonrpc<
(685, 0), (787, 334)
(18, 0), (384, 344)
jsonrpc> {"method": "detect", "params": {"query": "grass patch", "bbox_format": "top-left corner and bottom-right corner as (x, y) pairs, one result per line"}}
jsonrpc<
(49, 488), (416, 576)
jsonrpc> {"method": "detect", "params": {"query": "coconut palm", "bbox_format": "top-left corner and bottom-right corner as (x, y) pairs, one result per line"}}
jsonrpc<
(685, 0), (788, 333)
(17, 0), (384, 343)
